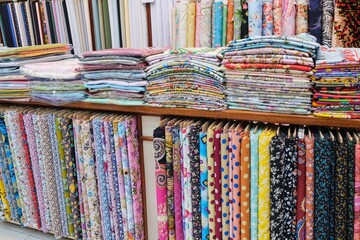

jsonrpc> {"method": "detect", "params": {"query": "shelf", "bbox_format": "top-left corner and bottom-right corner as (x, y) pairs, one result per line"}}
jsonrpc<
(1, 100), (360, 128)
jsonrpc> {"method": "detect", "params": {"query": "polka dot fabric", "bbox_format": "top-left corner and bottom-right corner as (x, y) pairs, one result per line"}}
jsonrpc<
(220, 132), (230, 239)
(206, 128), (216, 240)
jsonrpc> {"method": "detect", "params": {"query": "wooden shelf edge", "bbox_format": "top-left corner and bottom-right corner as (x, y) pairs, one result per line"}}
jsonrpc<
(0, 100), (359, 128)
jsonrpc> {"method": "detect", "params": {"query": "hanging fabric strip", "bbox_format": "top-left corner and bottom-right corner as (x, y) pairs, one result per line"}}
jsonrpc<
(281, 0), (296, 36)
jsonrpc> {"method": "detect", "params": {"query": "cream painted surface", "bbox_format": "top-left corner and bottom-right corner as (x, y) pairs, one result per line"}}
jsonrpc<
(142, 116), (161, 137)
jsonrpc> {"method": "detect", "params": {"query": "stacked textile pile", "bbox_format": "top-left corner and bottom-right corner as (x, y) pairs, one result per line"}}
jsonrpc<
(153, 119), (360, 240)
(312, 47), (360, 119)
(221, 34), (319, 114)
(80, 48), (164, 105)
(0, 106), (144, 239)
(22, 58), (86, 104)
(0, 44), (72, 102)
(145, 48), (226, 110)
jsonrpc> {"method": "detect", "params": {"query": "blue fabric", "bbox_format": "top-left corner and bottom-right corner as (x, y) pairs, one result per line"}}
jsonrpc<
(199, 132), (209, 240)
(309, 0), (322, 44)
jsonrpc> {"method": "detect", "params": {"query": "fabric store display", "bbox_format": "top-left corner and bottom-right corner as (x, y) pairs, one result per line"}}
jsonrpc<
(0, 105), (144, 240)
(221, 34), (319, 114)
(0, 43), (72, 102)
(145, 48), (226, 110)
(80, 48), (165, 106)
(22, 58), (86, 105)
(153, 119), (360, 240)
(312, 47), (360, 119)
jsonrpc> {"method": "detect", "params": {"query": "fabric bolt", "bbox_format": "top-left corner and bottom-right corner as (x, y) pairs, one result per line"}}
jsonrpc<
(262, 0), (274, 36)
(305, 135), (314, 240)
(81, 120), (102, 239)
(283, 136), (298, 239)
(0, 175), (10, 220)
(230, 129), (241, 240)
(73, 119), (89, 240)
(314, 135), (333, 240)
(165, 125), (175, 240)
(93, 118), (112, 240)
(334, 141), (348, 239)
(240, 130), (251, 239)
(195, 3), (202, 47)
(172, 126), (184, 240)
(347, 140), (355, 240)
(240, 0), (249, 38)
(355, 143), (360, 240)
(33, 114), (51, 231)
(113, 120), (130, 240)
(322, 0), (334, 47)
(55, 117), (74, 237)
(273, 0), (282, 35)
(189, 125), (202, 239)
(296, 137), (306, 240)
(48, 113), (68, 236)
(181, 126), (192, 239)
(270, 135), (286, 239)
(206, 128), (216, 239)
(0, 115), (22, 224)
(295, 1), (309, 34)
(227, 0), (235, 44)
(118, 122), (136, 239)
(220, 130), (230, 239)
(233, 0), (242, 39)
(250, 127), (263, 240)
(213, 1), (223, 47)
(154, 128), (168, 239)
(282, 0), (296, 36)
(199, 131), (209, 240)
(308, 0), (322, 43)
(258, 128), (276, 240)
(125, 117), (143, 240)
(199, 1), (213, 47)
(222, 1), (228, 47)
(36, 113), (63, 238)
(214, 128), (223, 240)
(248, 0), (263, 37)
(187, 3), (196, 48)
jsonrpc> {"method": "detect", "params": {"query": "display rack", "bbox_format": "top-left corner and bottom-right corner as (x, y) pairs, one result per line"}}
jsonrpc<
(1, 100), (360, 239)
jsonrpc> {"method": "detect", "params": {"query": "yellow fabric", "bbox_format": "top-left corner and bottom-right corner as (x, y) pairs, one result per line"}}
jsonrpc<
(124, 0), (131, 48)
(56, 118), (74, 236)
(0, 177), (11, 220)
(258, 128), (276, 240)
(186, 3), (196, 48)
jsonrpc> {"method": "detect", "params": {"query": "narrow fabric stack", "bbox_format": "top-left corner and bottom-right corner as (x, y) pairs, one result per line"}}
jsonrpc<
(80, 48), (164, 106)
(312, 47), (360, 119)
(0, 44), (72, 102)
(21, 58), (85, 105)
(221, 34), (319, 114)
(145, 48), (226, 110)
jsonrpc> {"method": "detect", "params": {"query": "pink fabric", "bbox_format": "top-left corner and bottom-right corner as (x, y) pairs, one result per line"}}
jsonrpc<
(354, 144), (360, 239)
(195, 3), (202, 47)
(305, 136), (314, 240)
(82, 48), (166, 58)
(273, 0), (283, 35)
(281, 0), (296, 36)
(126, 117), (144, 240)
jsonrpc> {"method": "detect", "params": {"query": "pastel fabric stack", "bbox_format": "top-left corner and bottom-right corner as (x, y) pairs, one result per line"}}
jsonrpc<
(22, 58), (85, 105)
(221, 34), (319, 114)
(0, 44), (72, 101)
(145, 48), (226, 110)
(80, 48), (164, 106)
(312, 47), (360, 119)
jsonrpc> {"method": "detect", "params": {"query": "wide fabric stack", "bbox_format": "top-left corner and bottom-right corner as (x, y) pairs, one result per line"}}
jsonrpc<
(22, 58), (85, 105)
(312, 47), (360, 119)
(80, 48), (164, 106)
(0, 44), (72, 102)
(221, 34), (319, 114)
(145, 48), (226, 110)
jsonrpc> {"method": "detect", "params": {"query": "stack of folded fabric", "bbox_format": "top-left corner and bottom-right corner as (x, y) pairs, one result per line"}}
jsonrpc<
(80, 48), (165, 105)
(221, 34), (320, 114)
(145, 48), (226, 110)
(312, 47), (360, 119)
(22, 58), (86, 105)
(0, 44), (72, 102)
